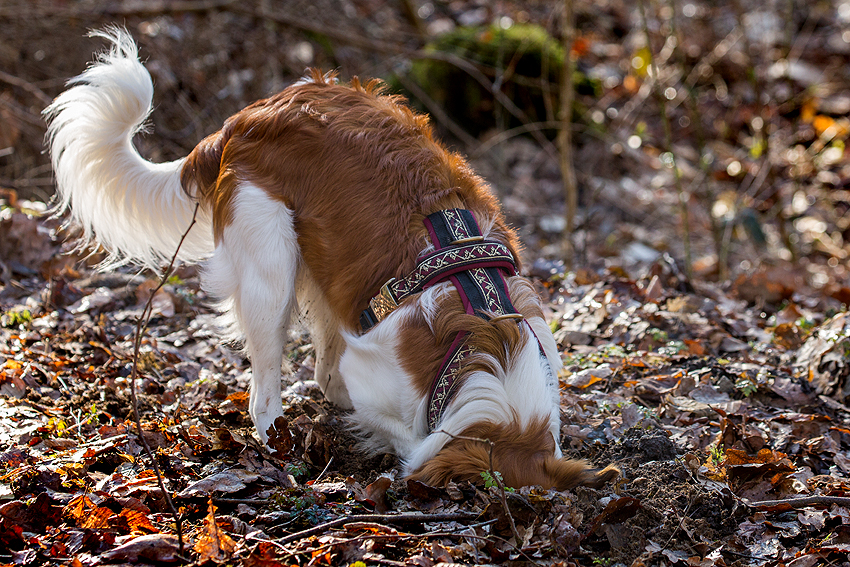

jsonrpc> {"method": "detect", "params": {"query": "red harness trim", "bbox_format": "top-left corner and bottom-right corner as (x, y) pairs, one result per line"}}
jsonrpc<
(421, 210), (523, 432)
(360, 209), (541, 433)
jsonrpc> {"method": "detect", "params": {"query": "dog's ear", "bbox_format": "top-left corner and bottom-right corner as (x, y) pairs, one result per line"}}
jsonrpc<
(408, 439), (491, 487)
(544, 457), (621, 490)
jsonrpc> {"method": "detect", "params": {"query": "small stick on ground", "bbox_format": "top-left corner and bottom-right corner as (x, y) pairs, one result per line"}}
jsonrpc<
(303, 529), (540, 566)
(746, 496), (850, 510)
(129, 203), (200, 559)
(436, 430), (523, 546)
(276, 512), (479, 545)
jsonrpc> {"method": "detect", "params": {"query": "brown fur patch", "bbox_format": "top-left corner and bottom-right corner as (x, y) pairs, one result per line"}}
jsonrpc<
(180, 70), (519, 328)
(398, 277), (547, 400)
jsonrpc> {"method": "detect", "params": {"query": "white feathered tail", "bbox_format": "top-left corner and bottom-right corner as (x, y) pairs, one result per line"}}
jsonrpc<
(44, 28), (214, 267)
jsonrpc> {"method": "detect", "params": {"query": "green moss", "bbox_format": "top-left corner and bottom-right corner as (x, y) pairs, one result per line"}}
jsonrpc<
(420, 23), (565, 79)
(389, 23), (600, 138)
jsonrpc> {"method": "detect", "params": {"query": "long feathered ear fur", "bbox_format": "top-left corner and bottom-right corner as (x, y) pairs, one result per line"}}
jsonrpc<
(545, 458), (621, 490)
(409, 440), (620, 490)
(408, 418), (620, 490)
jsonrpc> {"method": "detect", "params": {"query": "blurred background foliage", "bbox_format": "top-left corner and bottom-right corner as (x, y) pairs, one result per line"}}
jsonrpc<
(0, 0), (848, 306)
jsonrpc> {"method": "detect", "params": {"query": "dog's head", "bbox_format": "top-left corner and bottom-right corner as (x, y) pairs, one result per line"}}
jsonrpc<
(407, 417), (620, 490)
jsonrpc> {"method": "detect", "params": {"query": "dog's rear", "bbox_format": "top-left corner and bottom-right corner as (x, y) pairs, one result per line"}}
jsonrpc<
(45, 29), (618, 491)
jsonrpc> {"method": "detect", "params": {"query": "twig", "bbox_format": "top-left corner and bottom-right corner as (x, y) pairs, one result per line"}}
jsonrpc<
(103, 0), (238, 14)
(0, 69), (53, 106)
(276, 512), (479, 545)
(472, 121), (563, 157)
(746, 496), (850, 510)
(414, 50), (561, 163)
(637, 0), (693, 281)
(304, 529), (539, 566)
(0, 94), (48, 128)
(436, 430), (523, 547)
(557, 0), (578, 263)
(313, 455), (334, 484)
(393, 73), (478, 148)
(212, 498), (274, 505)
(129, 203), (200, 559)
(398, 0), (427, 39)
(0, 0), (239, 17)
(663, 496), (694, 549)
(241, 4), (419, 54)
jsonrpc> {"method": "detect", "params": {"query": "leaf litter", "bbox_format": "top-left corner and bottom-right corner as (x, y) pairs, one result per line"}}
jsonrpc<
(1, 198), (848, 567)
(2, 0), (850, 563)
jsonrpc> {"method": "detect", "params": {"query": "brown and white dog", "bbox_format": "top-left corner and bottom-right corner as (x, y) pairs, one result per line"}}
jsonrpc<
(45, 29), (617, 490)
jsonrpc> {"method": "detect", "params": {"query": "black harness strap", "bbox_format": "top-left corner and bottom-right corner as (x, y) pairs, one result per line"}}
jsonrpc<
(359, 208), (529, 432)
(422, 210), (523, 431)
(359, 240), (517, 331)
(423, 209), (517, 319)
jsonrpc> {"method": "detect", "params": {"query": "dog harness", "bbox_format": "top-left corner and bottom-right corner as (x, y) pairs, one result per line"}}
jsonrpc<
(360, 209), (525, 431)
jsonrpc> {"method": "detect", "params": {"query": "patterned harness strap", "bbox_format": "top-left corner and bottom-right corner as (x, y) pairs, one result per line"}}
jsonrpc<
(358, 240), (517, 330)
(360, 209), (524, 432)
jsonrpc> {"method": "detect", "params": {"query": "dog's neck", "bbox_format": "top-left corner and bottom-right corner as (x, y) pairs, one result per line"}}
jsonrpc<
(361, 208), (540, 433)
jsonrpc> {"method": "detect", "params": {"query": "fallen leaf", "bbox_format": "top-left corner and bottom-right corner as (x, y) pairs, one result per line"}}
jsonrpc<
(267, 416), (294, 457)
(364, 476), (392, 513)
(178, 469), (261, 497)
(194, 498), (237, 563)
(564, 364), (613, 388)
(99, 533), (181, 563)
(795, 312), (850, 402)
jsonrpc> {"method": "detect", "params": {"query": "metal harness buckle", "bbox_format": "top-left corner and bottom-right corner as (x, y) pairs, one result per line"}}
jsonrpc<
(368, 278), (398, 322)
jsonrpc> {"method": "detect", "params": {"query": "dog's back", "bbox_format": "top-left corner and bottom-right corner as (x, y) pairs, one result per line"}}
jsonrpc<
(181, 70), (519, 327)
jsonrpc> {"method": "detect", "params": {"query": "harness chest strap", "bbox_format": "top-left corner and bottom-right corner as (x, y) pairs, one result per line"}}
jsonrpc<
(422, 209), (524, 431)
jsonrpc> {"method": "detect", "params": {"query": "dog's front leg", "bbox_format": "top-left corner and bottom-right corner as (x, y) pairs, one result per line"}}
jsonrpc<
(295, 270), (353, 409)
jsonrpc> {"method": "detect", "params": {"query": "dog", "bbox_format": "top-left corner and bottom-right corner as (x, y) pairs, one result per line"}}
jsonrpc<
(45, 28), (618, 490)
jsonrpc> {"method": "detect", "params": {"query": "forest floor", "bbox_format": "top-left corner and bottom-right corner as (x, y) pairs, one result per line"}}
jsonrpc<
(2, 0), (850, 566)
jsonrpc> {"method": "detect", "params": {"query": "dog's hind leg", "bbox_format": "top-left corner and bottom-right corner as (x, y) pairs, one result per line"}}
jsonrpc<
(203, 183), (300, 445)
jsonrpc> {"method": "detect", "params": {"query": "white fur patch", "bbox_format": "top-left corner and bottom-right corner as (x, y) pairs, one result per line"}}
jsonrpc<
(340, 305), (426, 456)
(202, 183), (300, 443)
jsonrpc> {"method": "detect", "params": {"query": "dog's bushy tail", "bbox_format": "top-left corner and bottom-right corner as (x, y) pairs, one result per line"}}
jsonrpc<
(44, 27), (214, 267)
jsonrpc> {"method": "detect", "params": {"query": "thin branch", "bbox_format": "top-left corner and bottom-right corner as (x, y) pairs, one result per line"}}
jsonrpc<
(276, 512), (479, 545)
(0, 0), (238, 18)
(414, 50), (561, 163)
(303, 529), (540, 566)
(0, 70), (53, 106)
(240, 5), (419, 54)
(436, 430), (523, 546)
(638, 0), (693, 281)
(313, 455), (335, 484)
(472, 121), (563, 157)
(394, 73), (479, 148)
(557, 0), (578, 261)
(129, 203), (200, 559)
(746, 496), (850, 510)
